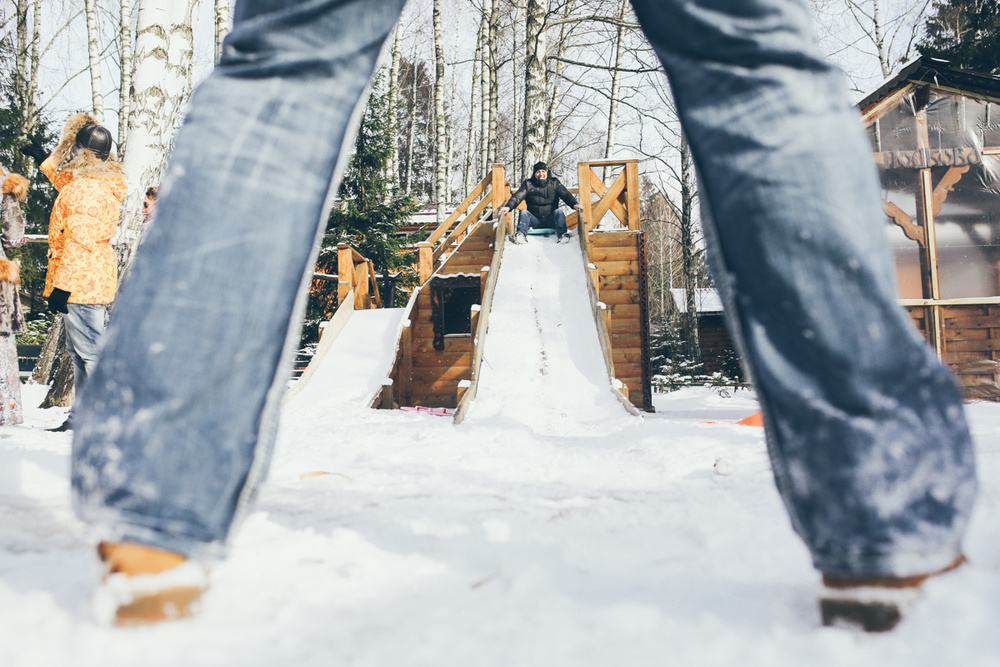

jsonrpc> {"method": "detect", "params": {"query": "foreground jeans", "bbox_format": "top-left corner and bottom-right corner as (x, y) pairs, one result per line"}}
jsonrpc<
(64, 303), (107, 400)
(74, 0), (976, 575)
(517, 209), (568, 236)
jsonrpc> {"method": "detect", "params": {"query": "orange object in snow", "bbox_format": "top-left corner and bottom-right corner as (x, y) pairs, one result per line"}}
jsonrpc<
(735, 412), (764, 427)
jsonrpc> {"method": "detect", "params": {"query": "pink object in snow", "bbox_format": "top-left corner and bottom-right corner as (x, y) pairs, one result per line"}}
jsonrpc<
(400, 406), (455, 417)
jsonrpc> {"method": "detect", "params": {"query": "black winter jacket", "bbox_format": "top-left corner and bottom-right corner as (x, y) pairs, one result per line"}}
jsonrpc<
(504, 176), (578, 220)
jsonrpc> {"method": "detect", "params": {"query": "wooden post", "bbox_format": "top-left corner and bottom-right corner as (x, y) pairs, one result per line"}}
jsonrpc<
(491, 163), (506, 212)
(480, 266), (489, 300)
(914, 92), (944, 358)
(380, 379), (394, 409)
(401, 321), (413, 406)
(470, 304), (481, 337)
(337, 244), (353, 303)
(418, 242), (433, 285)
(625, 161), (640, 231)
(578, 162), (593, 253)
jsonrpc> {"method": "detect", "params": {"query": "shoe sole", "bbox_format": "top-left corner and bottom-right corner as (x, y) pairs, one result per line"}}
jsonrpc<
(820, 597), (902, 632)
(113, 586), (204, 626)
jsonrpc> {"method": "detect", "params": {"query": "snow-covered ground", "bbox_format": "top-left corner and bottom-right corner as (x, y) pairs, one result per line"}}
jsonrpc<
(3, 236), (1000, 665)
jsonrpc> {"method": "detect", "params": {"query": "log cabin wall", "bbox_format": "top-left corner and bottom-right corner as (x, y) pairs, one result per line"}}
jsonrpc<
(391, 221), (497, 408)
(906, 302), (1000, 400)
(587, 230), (653, 410)
(697, 314), (737, 376)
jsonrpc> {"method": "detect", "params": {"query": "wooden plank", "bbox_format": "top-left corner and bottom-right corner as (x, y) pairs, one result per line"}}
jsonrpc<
(443, 249), (495, 266)
(610, 319), (641, 334)
(611, 348), (645, 363)
(588, 231), (636, 247)
(947, 338), (1000, 353)
(414, 338), (473, 353)
(610, 303), (640, 318)
(943, 315), (1000, 329)
(412, 366), (473, 383)
(596, 289), (639, 305)
(599, 275), (639, 290)
(588, 246), (638, 262)
(594, 260), (639, 276)
(615, 362), (643, 377)
(412, 351), (473, 368)
(411, 379), (463, 395)
(610, 333), (642, 348)
(945, 328), (990, 341)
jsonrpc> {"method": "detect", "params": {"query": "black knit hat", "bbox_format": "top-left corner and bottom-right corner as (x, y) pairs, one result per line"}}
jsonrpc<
(75, 123), (113, 160)
(532, 161), (548, 173)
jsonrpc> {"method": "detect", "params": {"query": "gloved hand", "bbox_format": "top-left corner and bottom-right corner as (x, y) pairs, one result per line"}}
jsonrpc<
(47, 288), (70, 314)
(19, 140), (49, 164)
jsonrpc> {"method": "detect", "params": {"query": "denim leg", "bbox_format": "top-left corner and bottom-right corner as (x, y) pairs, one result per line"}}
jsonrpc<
(71, 0), (407, 558)
(630, 0), (976, 576)
(517, 210), (538, 234)
(63, 304), (107, 394)
(550, 210), (567, 236)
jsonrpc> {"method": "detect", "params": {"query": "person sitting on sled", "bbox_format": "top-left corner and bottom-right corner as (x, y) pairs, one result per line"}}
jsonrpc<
(499, 161), (583, 245)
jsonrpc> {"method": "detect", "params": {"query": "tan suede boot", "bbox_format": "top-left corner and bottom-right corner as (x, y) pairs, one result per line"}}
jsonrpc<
(97, 541), (209, 626)
(819, 555), (964, 632)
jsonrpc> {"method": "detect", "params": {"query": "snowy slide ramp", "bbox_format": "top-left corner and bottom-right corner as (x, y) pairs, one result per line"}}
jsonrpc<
(283, 307), (406, 413)
(466, 235), (635, 435)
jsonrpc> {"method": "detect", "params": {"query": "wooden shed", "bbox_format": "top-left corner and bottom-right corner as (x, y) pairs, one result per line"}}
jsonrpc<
(669, 288), (738, 377)
(860, 58), (1000, 398)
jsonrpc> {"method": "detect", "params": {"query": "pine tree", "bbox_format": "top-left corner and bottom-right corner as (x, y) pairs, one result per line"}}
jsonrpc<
(301, 73), (419, 346)
(917, 0), (1000, 74)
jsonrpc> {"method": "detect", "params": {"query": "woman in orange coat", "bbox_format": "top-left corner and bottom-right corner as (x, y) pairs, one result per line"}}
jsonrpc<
(40, 114), (126, 431)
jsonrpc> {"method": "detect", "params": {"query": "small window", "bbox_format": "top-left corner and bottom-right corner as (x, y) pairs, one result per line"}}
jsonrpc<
(430, 275), (481, 350)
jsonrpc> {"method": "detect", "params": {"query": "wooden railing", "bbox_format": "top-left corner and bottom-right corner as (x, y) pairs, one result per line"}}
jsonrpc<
(418, 165), (510, 284)
(576, 159), (641, 251)
(338, 243), (382, 311)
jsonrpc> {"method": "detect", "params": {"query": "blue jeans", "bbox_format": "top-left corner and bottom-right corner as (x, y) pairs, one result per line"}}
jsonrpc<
(64, 303), (107, 403)
(73, 0), (976, 576)
(517, 209), (567, 236)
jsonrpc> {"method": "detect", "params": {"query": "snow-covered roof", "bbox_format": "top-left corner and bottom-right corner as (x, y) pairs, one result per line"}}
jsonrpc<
(669, 288), (723, 314)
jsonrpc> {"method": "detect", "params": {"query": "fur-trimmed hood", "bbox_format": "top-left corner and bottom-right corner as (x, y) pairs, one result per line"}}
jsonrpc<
(50, 112), (124, 181)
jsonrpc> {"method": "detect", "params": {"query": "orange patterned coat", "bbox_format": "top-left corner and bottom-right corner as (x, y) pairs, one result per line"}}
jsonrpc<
(40, 134), (126, 305)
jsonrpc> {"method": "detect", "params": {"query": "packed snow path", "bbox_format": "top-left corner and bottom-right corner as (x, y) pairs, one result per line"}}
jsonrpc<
(467, 233), (633, 434)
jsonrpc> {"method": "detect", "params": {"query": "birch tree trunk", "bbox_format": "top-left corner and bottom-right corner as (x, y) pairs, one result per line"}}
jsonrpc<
(118, 0), (133, 153)
(479, 6), (490, 175)
(512, 10), (520, 175)
(404, 41), (418, 195)
(487, 0), (499, 168)
(521, 0), (549, 179)
(15, 0), (28, 115)
(542, 0), (573, 163)
(603, 0), (628, 182)
(433, 0), (447, 224)
(85, 0), (105, 120)
(215, 0), (231, 64)
(23, 0), (41, 138)
(445, 11), (459, 203)
(387, 24), (402, 189)
(116, 0), (201, 276)
(679, 134), (701, 365)
(463, 18), (482, 192)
